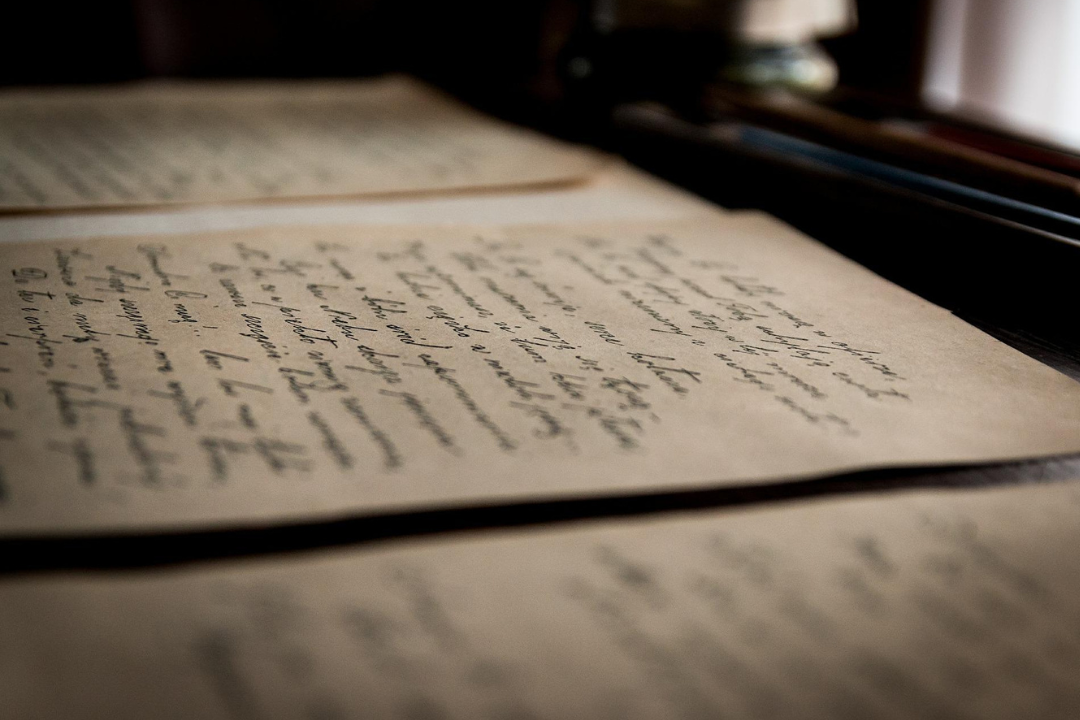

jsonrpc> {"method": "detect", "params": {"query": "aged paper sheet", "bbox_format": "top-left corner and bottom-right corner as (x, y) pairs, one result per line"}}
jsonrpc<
(3, 480), (1080, 719)
(0, 164), (712, 243)
(1, 213), (1079, 532)
(0, 76), (600, 211)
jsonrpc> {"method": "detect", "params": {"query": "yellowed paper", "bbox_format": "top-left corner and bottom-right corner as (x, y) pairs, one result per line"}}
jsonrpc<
(2, 211), (1080, 533)
(3, 480), (1080, 719)
(0, 163), (715, 243)
(0, 76), (600, 211)
(1, 214), (1079, 533)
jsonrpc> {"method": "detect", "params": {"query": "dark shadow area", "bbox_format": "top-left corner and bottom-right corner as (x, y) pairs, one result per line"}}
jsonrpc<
(5, 453), (1079, 576)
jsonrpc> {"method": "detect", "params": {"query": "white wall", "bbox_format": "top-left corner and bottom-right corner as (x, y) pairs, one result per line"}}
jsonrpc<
(924, 0), (1080, 150)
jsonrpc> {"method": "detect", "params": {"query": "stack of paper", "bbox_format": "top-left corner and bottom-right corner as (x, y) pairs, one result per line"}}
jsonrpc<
(1, 75), (1077, 719)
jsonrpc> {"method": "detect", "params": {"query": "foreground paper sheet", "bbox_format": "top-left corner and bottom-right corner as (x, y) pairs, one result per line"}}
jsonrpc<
(0, 76), (599, 211)
(3, 480), (1080, 719)
(2, 214), (1079, 532)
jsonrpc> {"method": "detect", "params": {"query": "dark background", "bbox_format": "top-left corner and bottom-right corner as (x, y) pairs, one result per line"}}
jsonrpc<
(2, 1), (930, 104)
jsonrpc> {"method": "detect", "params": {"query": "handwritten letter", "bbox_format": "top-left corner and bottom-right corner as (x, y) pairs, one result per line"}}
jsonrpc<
(1, 214), (1078, 531)
(2, 481), (1080, 718)
(0, 77), (600, 211)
